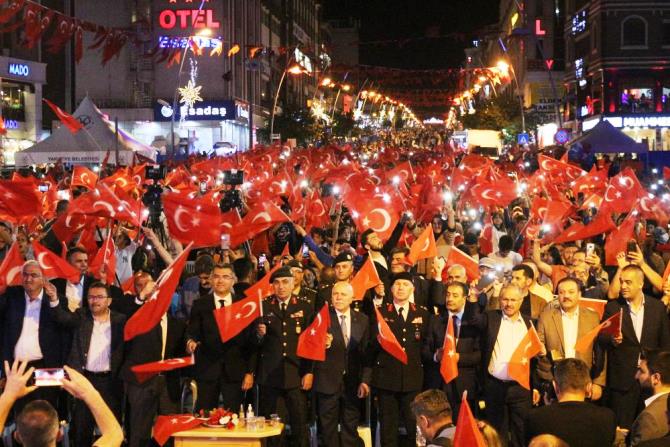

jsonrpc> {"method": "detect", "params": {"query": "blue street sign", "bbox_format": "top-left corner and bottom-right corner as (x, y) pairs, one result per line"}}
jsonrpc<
(517, 133), (530, 145)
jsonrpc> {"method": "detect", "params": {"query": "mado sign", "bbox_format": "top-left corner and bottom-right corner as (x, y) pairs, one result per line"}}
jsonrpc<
(8, 63), (30, 77)
(153, 100), (236, 122)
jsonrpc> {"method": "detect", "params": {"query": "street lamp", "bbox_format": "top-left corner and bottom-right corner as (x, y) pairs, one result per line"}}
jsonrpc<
(270, 63), (305, 139)
(497, 58), (526, 133)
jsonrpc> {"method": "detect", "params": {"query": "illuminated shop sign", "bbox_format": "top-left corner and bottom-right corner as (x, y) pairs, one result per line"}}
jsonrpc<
(157, 9), (220, 30)
(582, 115), (670, 131)
(3, 119), (19, 129)
(158, 35), (222, 49)
(153, 100), (236, 122)
(8, 63), (30, 77)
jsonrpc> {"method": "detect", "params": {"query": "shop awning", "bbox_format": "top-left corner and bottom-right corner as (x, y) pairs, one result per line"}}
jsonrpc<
(569, 119), (648, 153)
(14, 96), (156, 166)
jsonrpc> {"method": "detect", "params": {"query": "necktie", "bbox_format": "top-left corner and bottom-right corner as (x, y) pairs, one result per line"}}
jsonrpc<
(218, 299), (226, 309)
(281, 302), (287, 316)
(340, 315), (349, 347)
(452, 315), (460, 339)
(398, 306), (405, 321)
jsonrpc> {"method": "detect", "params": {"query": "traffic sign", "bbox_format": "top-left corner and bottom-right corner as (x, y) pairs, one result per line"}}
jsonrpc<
(554, 128), (570, 145)
(517, 133), (530, 145)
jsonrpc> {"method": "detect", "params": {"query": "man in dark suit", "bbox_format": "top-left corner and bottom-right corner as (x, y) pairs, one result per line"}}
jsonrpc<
(120, 302), (186, 447)
(359, 219), (406, 290)
(50, 246), (94, 312)
(536, 277), (606, 401)
(186, 263), (256, 412)
(255, 266), (315, 447)
(509, 264), (547, 321)
(48, 281), (126, 447)
(630, 351), (670, 446)
(425, 281), (480, 418)
(0, 260), (69, 413)
(600, 265), (670, 429)
(364, 272), (431, 447)
(525, 358), (617, 447)
(314, 281), (370, 447)
(478, 284), (539, 447)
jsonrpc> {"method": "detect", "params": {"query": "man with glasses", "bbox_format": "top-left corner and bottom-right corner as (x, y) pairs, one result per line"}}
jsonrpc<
(0, 260), (69, 413)
(48, 282), (126, 447)
(186, 263), (256, 412)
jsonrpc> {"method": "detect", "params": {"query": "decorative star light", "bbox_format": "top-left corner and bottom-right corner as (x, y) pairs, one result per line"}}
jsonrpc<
(178, 80), (203, 108)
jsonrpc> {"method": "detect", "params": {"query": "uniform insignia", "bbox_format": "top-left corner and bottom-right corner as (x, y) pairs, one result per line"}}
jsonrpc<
(290, 311), (304, 318)
(411, 317), (423, 324)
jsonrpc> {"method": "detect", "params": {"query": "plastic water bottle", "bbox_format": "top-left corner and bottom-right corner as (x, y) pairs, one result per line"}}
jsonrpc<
(416, 425), (426, 446)
(246, 404), (254, 418)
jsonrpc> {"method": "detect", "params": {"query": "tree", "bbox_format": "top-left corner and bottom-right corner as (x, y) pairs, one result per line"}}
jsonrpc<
(258, 106), (318, 145)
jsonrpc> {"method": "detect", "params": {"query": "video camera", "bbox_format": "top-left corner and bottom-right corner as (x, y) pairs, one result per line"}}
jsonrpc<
(145, 165), (167, 181)
(218, 170), (244, 212)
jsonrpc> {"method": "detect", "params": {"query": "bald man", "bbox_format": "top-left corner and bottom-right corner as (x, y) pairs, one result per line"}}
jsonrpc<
(314, 282), (370, 447)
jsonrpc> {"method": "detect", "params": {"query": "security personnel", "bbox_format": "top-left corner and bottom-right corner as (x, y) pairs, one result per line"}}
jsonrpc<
(255, 267), (314, 447)
(364, 272), (431, 447)
(316, 252), (356, 310)
(286, 259), (318, 310)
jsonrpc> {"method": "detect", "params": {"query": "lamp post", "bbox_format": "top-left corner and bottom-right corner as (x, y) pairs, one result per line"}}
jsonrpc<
(497, 59), (526, 133)
(329, 83), (351, 120)
(269, 64), (304, 140)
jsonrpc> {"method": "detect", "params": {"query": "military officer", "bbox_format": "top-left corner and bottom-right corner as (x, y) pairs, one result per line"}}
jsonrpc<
(255, 266), (314, 447)
(286, 259), (318, 310)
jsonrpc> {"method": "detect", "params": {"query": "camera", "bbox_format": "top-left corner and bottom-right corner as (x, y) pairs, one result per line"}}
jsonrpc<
(145, 165), (167, 181)
(219, 189), (242, 213)
(222, 170), (244, 185)
(142, 184), (164, 226)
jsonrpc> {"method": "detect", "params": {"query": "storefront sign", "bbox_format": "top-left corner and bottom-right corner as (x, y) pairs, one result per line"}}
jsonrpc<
(8, 63), (30, 77)
(157, 9), (220, 30)
(584, 115), (670, 131)
(153, 100), (236, 122)
(3, 119), (19, 130)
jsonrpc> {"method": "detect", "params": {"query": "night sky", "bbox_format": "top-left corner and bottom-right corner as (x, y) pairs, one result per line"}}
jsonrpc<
(323, 0), (501, 69)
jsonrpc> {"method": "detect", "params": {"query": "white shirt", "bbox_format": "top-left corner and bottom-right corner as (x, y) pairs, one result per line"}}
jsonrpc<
(561, 308), (579, 359)
(213, 292), (233, 309)
(394, 302), (409, 321)
(335, 309), (351, 342)
(628, 298), (645, 342)
(488, 251), (523, 273)
(65, 276), (85, 312)
(115, 241), (138, 285)
(488, 313), (528, 381)
(160, 314), (168, 360)
(645, 391), (670, 408)
(15, 291), (45, 362)
(85, 316), (112, 372)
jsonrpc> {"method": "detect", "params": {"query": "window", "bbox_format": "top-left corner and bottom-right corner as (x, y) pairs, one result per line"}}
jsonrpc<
(663, 21), (670, 47)
(621, 16), (647, 47)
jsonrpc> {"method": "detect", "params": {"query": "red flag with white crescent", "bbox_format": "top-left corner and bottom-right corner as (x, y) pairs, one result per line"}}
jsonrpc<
(440, 315), (459, 384)
(131, 355), (195, 383)
(153, 415), (205, 446)
(508, 325), (542, 390)
(574, 309), (622, 353)
(407, 224), (438, 264)
(296, 303), (330, 361)
(31, 240), (81, 282)
(374, 306), (407, 365)
(213, 294), (262, 343)
(88, 230), (116, 285)
(0, 242), (24, 288)
(350, 257), (382, 300)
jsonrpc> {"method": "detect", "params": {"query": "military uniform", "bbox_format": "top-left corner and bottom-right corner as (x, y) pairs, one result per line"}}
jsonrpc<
(255, 294), (314, 447)
(293, 285), (317, 310)
(367, 301), (431, 447)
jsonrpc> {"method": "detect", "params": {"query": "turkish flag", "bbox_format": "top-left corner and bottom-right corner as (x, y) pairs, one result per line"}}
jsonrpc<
(664, 166), (670, 181)
(445, 246), (480, 281)
(604, 212), (637, 266)
(348, 196), (401, 240)
(407, 224), (438, 264)
(296, 303), (330, 361)
(453, 392), (487, 447)
(350, 257), (382, 300)
(538, 154), (586, 181)
(43, 98), (83, 134)
(374, 306), (407, 365)
(69, 184), (144, 227)
(131, 355), (195, 384)
(50, 213), (87, 245)
(243, 261), (283, 300)
(32, 241), (81, 282)
(0, 180), (42, 222)
(0, 242), (24, 288)
(579, 297), (606, 319)
(153, 415), (205, 446)
(508, 325), (542, 390)
(469, 182), (518, 208)
(571, 168), (607, 196)
(600, 168), (647, 213)
(574, 310), (622, 353)
(440, 315), (459, 384)
(214, 294), (262, 343)
(121, 274), (136, 295)
(124, 244), (192, 341)
(163, 191), (222, 248)
(88, 230), (116, 285)
(387, 161), (414, 184)
(552, 212), (616, 244)
(230, 201), (290, 247)
(306, 192), (330, 229)
(100, 169), (137, 194)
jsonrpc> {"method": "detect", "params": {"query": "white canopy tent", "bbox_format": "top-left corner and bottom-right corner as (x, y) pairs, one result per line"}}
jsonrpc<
(14, 96), (156, 166)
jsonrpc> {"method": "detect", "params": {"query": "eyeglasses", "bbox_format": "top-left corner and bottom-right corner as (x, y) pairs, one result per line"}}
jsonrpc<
(22, 273), (41, 279)
(88, 295), (109, 301)
(212, 275), (234, 281)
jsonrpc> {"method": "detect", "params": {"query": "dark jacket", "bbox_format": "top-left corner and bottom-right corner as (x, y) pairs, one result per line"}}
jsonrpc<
(314, 308), (371, 394)
(0, 286), (69, 368)
(186, 292), (256, 382)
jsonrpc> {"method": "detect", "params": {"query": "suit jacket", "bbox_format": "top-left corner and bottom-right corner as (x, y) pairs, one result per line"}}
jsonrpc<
(49, 305), (126, 377)
(477, 310), (534, 382)
(314, 308), (370, 394)
(52, 275), (94, 308)
(536, 303), (606, 386)
(0, 286), (68, 367)
(424, 302), (481, 394)
(630, 394), (670, 446)
(367, 302), (431, 392)
(120, 316), (186, 401)
(186, 292), (256, 382)
(600, 297), (670, 391)
(413, 276), (445, 312)
(486, 291), (547, 321)
(255, 295), (314, 389)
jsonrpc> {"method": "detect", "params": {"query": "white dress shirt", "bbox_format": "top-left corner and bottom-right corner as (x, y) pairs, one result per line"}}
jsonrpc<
(85, 315), (112, 372)
(335, 309), (351, 342)
(394, 302), (409, 321)
(65, 276), (85, 312)
(561, 308), (579, 359)
(213, 292), (233, 309)
(15, 290), (45, 362)
(488, 313), (528, 381)
(645, 391), (670, 408)
(628, 298), (645, 342)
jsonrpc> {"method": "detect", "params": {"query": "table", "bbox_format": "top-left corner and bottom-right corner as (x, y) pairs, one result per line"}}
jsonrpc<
(172, 423), (283, 447)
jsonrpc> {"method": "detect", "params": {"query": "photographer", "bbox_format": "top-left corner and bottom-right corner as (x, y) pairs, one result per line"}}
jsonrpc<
(0, 360), (123, 447)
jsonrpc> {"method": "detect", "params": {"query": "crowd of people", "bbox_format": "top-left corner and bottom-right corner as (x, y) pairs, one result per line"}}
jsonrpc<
(0, 138), (670, 447)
